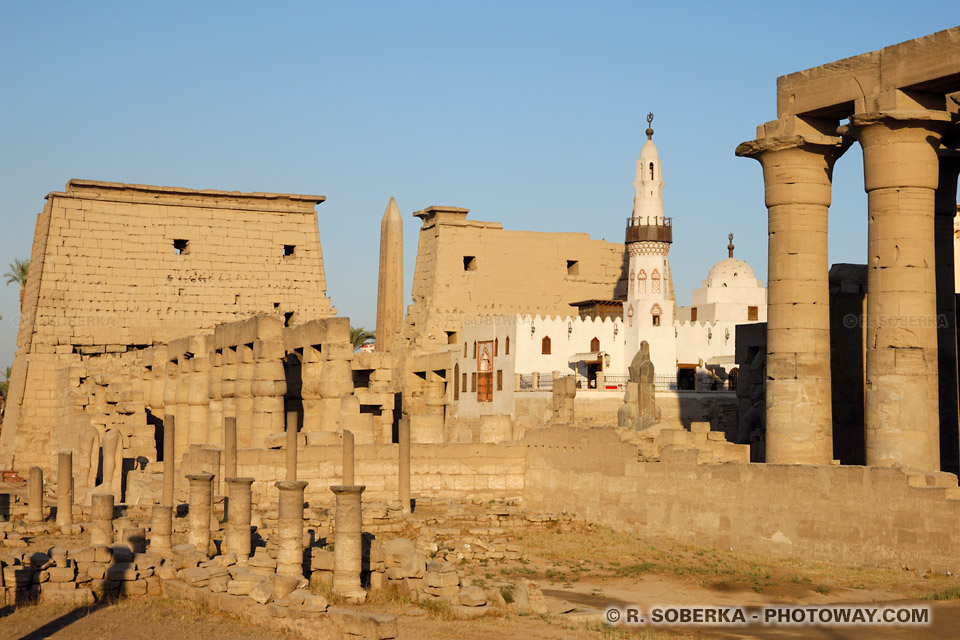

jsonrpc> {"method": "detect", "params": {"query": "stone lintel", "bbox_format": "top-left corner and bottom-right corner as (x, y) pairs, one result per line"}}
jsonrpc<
(776, 26), (960, 118)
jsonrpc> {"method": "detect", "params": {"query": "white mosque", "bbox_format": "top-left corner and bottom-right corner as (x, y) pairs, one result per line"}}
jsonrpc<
(453, 116), (767, 415)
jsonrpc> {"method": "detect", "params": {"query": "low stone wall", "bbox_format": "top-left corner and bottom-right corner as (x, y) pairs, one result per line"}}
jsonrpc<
(237, 442), (526, 506)
(523, 426), (960, 572)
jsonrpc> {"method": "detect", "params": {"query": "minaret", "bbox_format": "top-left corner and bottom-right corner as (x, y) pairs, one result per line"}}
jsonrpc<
(376, 197), (403, 352)
(624, 114), (677, 379)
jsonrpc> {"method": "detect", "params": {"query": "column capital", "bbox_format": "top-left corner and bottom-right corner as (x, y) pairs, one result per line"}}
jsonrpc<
(225, 476), (255, 486)
(275, 479), (308, 492)
(330, 484), (366, 495)
(185, 472), (214, 483)
(736, 115), (849, 160)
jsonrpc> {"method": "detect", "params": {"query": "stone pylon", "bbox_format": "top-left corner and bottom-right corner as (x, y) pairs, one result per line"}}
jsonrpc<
(375, 197), (403, 353)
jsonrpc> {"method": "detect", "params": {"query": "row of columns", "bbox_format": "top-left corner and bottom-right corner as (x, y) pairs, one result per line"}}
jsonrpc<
(738, 105), (957, 471)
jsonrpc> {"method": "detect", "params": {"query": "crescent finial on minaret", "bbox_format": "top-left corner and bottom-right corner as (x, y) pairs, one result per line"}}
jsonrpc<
(727, 233), (735, 258)
(645, 112), (654, 140)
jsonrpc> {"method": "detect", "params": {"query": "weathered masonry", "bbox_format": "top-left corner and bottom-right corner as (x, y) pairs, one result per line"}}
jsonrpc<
(737, 27), (960, 473)
(1, 180), (336, 471)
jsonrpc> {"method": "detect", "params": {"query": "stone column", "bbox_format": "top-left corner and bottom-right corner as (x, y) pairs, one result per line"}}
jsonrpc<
(162, 414), (176, 507)
(56, 450), (73, 531)
(225, 477), (254, 563)
(301, 346), (323, 432)
(186, 472), (214, 555)
(175, 356), (191, 459)
(224, 416), (238, 480)
(851, 110), (950, 470)
(736, 118), (847, 464)
(220, 347), (238, 444)
(187, 342), (211, 446)
(286, 411), (298, 481)
(935, 151), (960, 476)
(151, 504), (173, 552)
(331, 485), (366, 603)
(236, 343), (255, 448)
(251, 340), (286, 448)
(27, 466), (43, 522)
(342, 429), (355, 485)
(398, 418), (411, 514)
(208, 344), (224, 447)
(276, 480), (308, 576)
(90, 493), (114, 546)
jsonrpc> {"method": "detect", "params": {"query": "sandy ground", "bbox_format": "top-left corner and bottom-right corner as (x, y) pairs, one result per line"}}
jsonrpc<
(3, 521), (959, 639)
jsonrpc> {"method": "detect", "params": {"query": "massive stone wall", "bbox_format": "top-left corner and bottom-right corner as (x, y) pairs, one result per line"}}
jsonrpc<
(404, 206), (629, 352)
(522, 426), (960, 572)
(1, 180), (335, 471)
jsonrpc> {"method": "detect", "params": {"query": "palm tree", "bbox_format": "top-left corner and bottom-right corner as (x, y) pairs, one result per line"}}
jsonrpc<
(350, 326), (376, 351)
(4, 258), (29, 310)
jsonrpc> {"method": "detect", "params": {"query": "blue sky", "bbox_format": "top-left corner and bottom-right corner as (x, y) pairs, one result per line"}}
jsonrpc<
(0, 2), (956, 369)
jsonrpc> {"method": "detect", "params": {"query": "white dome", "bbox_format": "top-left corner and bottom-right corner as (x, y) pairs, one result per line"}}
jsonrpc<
(706, 258), (759, 287)
(639, 138), (659, 161)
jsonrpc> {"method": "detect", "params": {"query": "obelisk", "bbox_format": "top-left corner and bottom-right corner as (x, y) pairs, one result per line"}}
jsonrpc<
(375, 197), (403, 352)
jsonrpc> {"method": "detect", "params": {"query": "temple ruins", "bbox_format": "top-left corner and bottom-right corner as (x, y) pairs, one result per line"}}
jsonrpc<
(0, 26), (959, 640)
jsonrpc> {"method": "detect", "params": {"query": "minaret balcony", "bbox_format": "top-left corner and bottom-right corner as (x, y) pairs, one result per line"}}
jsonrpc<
(625, 217), (673, 244)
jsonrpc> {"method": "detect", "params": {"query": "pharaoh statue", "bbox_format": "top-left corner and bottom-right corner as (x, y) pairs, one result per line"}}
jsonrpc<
(618, 341), (661, 430)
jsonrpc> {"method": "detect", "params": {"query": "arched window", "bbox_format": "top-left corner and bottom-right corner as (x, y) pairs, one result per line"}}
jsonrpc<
(651, 269), (661, 293)
(541, 336), (551, 355)
(472, 341), (477, 358)
(454, 363), (460, 400)
(590, 337), (600, 352)
(649, 162), (654, 180)
(651, 303), (662, 327)
(638, 269), (647, 293)
(463, 342), (467, 357)
(494, 338), (499, 356)
(629, 269), (635, 292)
(505, 336), (510, 355)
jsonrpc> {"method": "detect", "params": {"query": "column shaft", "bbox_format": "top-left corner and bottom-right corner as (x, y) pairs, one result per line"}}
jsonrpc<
(855, 113), (949, 470)
(331, 485), (366, 603)
(398, 418), (411, 513)
(342, 429), (355, 485)
(56, 450), (73, 531)
(27, 466), (43, 522)
(151, 504), (173, 551)
(90, 493), (115, 546)
(186, 472), (214, 555)
(276, 480), (308, 576)
(286, 411), (298, 481)
(738, 128), (845, 464)
(225, 477), (254, 562)
(224, 416), (238, 480)
(163, 413), (176, 506)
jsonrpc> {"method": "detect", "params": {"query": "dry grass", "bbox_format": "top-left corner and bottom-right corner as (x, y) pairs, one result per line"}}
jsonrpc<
(511, 522), (960, 598)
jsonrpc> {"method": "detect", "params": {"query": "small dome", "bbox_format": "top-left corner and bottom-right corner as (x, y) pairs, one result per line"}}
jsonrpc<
(639, 138), (659, 161)
(706, 258), (757, 285)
